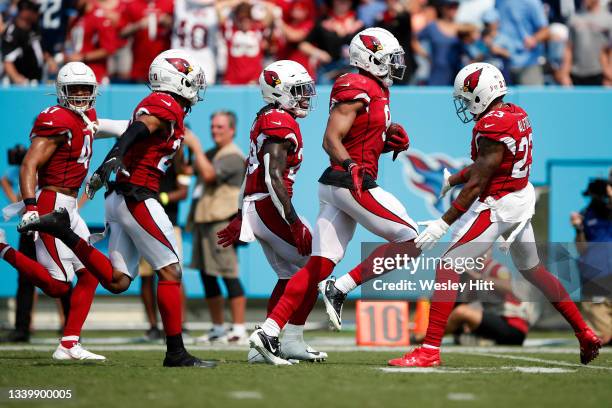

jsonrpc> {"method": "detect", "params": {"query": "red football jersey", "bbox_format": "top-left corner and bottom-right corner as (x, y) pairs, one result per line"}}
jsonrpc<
(30, 105), (97, 190)
(116, 92), (186, 193)
(328, 73), (391, 180)
(69, 7), (117, 82)
(244, 108), (303, 198)
(121, 0), (174, 82)
(471, 103), (533, 199)
(222, 21), (265, 85)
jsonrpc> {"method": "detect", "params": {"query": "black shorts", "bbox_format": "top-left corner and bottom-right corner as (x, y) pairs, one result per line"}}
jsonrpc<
(473, 311), (526, 345)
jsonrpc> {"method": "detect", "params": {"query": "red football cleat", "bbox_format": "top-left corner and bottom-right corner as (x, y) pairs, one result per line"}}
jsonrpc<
(576, 328), (602, 365)
(388, 347), (442, 367)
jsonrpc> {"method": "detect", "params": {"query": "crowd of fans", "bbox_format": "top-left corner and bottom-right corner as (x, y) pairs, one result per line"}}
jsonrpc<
(0, 0), (611, 87)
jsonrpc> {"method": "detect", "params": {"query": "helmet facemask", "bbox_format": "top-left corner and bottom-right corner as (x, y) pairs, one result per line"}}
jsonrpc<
(453, 94), (473, 123)
(287, 81), (316, 118)
(59, 83), (97, 113)
(184, 69), (206, 106)
(374, 50), (406, 87)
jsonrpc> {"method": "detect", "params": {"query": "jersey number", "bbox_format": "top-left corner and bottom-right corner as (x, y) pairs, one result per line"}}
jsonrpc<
(511, 133), (532, 179)
(77, 134), (92, 169)
(176, 20), (208, 50)
(157, 139), (182, 173)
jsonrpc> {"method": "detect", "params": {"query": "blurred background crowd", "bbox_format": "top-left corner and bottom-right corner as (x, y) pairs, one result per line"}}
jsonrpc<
(1, 0), (611, 87)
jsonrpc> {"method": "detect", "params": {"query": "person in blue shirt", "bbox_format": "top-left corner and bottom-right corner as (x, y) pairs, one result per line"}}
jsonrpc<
(495, 0), (549, 85)
(571, 175), (612, 346)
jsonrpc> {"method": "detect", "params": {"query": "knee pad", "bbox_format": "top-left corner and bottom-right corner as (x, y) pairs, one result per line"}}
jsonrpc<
(222, 277), (244, 298)
(202, 274), (222, 298)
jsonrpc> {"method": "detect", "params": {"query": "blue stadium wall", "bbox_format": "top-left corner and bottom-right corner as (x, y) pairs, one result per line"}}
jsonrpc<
(0, 85), (610, 298)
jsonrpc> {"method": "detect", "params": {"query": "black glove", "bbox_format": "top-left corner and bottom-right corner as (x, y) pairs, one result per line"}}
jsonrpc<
(86, 148), (130, 199)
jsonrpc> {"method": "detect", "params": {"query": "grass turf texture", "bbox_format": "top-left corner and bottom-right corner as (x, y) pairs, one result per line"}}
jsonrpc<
(1, 348), (611, 408)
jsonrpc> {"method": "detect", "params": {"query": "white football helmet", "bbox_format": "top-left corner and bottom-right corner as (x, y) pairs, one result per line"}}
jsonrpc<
(148, 49), (206, 107)
(453, 62), (508, 123)
(259, 60), (316, 118)
(56, 62), (98, 113)
(349, 27), (406, 87)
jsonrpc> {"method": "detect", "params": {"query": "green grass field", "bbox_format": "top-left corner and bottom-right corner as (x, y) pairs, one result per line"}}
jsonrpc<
(1, 331), (611, 408)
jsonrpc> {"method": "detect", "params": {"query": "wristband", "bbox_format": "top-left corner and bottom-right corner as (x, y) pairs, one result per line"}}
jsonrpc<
(159, 192), (169, 206)
(458, 167), (469, 183)
(341, 159), (355, 171)
(24, 198), (37, 212)
(451, 201), (468, 213)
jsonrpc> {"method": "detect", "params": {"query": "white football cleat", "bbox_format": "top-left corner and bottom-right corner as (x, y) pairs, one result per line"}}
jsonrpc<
(52, 343), (106, 361)
(282, 339), (328, 362)
(248, 327), (292, 366)
(247, 348), (265, 364)
(227, 329), (249, 346)
(195, 329), (228, 344)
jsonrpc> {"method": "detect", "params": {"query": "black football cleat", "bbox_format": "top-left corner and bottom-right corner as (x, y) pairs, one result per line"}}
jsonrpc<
(318, 277), (347, 331)
(17, 207), (71, 236)
(248, 326), (292, 365)
(163, 350), (217, 368)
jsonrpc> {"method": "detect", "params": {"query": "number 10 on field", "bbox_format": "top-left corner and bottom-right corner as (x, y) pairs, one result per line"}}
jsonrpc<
(356, 300), (410, 347)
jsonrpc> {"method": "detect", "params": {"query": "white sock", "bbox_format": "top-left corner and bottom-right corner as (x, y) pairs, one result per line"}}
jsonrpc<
(212, 324), (225, 335)
(334, 274), (357, 294)
(232, 324), (246, 336)
(282, 324), (304, 341)
(422, 344), (439, 350)
(0, 246), (10, 259)
(261, 319), (281, 337)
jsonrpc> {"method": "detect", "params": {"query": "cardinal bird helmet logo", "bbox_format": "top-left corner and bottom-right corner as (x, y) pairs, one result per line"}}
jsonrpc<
(462, 68), (483, 93)
(165, 58), (193, 75)
(360, 34), (383, 53)
(264, 70), (281, 87)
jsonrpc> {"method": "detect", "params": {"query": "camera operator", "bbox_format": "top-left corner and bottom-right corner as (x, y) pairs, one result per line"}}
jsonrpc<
(571, 172), (612, 346)
(0, 144), (69, 342)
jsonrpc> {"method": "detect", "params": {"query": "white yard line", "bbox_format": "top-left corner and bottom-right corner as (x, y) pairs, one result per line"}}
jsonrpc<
(464, 352), (612, 371)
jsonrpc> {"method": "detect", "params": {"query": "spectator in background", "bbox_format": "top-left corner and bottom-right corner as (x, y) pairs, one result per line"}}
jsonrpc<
(299, 0), (363, 84)
(358, 0), (387, 27)
(374, 0), (418, 84)
(138, 161), (191, 341)
(101, 0), (133, 82)
(454, 0), (494, 27)
(0, 144), (70, 342)
(1, 0), (46, 85)
(183, 111), (247, 344)
(37, 0), (75, 78)
(415, 0), (462, 86)
(276, 0), (316, 78)
(172, 0), (219, 85)
(477, 8), (512, 78)
(220, 1), (272, 85)
(120, 0), (173, 83)
(571, 174), (612, 346)
(496, 0), (549, 85)
(63, 0), (117, 84)
(561, 0), (612, 86)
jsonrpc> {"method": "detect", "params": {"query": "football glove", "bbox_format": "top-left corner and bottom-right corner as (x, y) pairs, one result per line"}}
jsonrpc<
(18, 210), (39, 236)
(384, 123), (410, 161)
(415, 218), (449, 250)
(348, 162), (365, 199)
(289, 218), (312, 256)
(86, 149), (129, 199)
(217, 214), (242, 247)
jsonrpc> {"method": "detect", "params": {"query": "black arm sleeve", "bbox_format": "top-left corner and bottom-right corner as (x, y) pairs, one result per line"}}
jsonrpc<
(103, 120), (151, 162)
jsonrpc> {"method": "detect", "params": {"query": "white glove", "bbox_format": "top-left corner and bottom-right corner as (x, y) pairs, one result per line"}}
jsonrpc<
(18, 210), (39, 235)
(415, 218), (449, 250)
(439, 168), (452, 199)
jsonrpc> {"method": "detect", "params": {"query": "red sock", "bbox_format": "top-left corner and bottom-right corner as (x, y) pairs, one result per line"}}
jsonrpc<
(269, 256), (335, 328)
(422, 266), (460, 348)
(267, 279), (288, 316)
(1, 246), (70, 297)
(71, 239), (114, 285)
(520, 264), (587, 332)
(348, 240), (420, 285)
(157, 280), (182, 337)
(288, 284), (319, 326)
(62, 269), (99, 339)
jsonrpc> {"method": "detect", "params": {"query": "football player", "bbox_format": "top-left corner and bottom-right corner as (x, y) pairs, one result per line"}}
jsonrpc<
(0, 62), (105, 360)
(20, 50), (214, 368)
(213, 60), (325, 364)
(248, 28), (418, 364)
(388, 63), (602, 367)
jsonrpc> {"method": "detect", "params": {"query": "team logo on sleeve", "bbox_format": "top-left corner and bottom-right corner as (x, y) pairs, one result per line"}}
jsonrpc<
(264, 70), (281, 87)
(463, 68), (483, 93)
(165, 58), (193, 74)
(360, 35), (383, 53)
